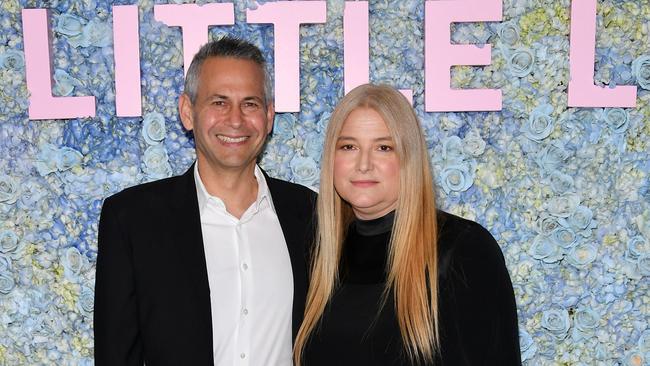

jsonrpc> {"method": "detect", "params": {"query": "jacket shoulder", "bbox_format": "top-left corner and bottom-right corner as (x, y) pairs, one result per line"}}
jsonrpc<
(102, 174), (187, 211)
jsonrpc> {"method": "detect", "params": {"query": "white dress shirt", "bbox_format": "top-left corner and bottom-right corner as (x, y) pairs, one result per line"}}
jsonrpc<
(194, 164), (293, 366)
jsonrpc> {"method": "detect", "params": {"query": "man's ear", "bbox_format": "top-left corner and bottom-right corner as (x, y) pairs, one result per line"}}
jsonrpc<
(265, 102), (275, 134)
(179, 93), (194, 131)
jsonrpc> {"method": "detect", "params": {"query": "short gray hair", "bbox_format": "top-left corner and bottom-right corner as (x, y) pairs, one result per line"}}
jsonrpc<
(183, 36), (272, 106)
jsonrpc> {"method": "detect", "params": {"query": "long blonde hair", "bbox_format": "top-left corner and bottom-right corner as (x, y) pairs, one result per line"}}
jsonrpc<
(294, 84), (440, 365)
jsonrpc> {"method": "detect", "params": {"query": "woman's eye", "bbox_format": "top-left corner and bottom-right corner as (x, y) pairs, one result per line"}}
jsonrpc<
(339, 144), (355, 150)
(378, 145), (393, 152)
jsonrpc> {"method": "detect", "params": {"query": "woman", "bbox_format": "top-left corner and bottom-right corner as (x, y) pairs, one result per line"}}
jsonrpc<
(294, 84), (521, 365)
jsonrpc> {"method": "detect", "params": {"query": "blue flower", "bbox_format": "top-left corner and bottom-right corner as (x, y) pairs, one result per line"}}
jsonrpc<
(498, 21), (520, 46)
(438, 161), (475, 194)
(603, 108), (629, 134)
(638, 330), (650, 352)
(53, 69), (80, 97)
(440, 136), (466, 162)
(566, 243), (597, 268)
(621, 350), (646, 366)
(529, 234), (563, 263)
(0, 49), (24, 72)
(77, 287), (94, 314)
(560, 205), (594, 231)
(519, 329), (537, 361)
(55, 147), (84, 171)
(462, 130), (486, 157)
(0, 175), (20, 204)
(522, 104), (554, 142)
(631, 55), (650, 90)
(143, 145), (172, 180)
(303, 132), (324, 161)
(54, 14), (86, 37)
(626, 236), (648, 261)
(548, 170), (574, 194)
(549, 227), (577, 249)
(289, 155), (319, 188)
(73, 20), (112, 48)
(507, 48), (535, 77)
(572, 308), (600, 341)
(638, 254), (650, 277)
(541, 308), (571, 339)
(0, 271), (15, 294)
(142, 112), (167, 145)
(535, 142), (571, 174)
(545, 193), (580, 218)
(61, 247), (85, 282)
(0, 230), (19, 254)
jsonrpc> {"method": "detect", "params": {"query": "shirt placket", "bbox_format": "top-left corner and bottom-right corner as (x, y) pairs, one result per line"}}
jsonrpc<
(236, 220), (251, 365)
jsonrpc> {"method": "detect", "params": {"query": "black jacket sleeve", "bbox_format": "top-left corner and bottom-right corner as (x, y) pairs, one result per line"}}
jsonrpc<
(94, 196), (144, 366)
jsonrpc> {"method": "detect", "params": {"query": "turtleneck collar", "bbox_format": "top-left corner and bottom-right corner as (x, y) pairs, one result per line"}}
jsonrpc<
(351, 211), (395, 236)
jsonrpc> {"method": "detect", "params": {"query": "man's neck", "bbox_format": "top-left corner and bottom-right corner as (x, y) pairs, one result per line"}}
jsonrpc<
(196, 160), (259, 219)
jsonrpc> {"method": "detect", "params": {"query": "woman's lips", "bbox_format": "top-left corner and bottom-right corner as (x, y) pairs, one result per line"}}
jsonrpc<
(351, 180), (378, 187)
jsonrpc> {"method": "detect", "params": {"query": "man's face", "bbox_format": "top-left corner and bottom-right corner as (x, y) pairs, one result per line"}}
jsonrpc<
(179, 57), (274, 175)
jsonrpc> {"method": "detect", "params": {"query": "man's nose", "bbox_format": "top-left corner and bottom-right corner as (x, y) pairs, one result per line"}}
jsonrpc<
(228, 106), (243, 128)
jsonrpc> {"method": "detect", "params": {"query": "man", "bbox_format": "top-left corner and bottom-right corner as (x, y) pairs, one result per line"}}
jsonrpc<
(94, 37), (316, 366)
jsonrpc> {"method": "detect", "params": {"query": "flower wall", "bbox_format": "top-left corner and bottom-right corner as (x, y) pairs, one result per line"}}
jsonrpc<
(1, 0), (649, 364)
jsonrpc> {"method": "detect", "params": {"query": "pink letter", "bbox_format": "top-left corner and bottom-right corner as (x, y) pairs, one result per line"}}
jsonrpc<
(154, 3), (234, 76)
(22, 9), (95, 120)
(247, 1), (327, 112)
(343, 1), (412, 104)
(425, 0), (501, 112)
(113, 5), (142, 117)
(567, 0), (636, 107)
(344, 1), (369, 95)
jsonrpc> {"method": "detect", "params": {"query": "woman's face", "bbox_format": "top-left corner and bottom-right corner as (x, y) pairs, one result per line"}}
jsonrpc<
(333, 107), (400, 220)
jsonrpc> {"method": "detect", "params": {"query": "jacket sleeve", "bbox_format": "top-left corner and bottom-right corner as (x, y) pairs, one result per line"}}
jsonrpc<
(94, 197), (143, 366)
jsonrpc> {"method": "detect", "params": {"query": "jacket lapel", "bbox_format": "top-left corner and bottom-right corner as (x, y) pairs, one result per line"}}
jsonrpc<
(263, 171), (314, 340)
(168, 164), (213, 358)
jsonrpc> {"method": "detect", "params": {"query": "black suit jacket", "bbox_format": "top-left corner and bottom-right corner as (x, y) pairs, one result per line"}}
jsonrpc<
(94, 165), (317, 366)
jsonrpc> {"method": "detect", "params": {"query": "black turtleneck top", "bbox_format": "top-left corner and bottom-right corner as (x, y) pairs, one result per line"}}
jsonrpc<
(302, 210), (521, 366)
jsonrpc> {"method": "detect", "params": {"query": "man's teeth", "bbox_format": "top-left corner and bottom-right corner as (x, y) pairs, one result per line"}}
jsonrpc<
(218, 135), (248, 143)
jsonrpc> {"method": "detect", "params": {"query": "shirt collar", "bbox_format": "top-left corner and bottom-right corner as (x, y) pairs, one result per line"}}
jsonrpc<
(193, 162), (275, 216)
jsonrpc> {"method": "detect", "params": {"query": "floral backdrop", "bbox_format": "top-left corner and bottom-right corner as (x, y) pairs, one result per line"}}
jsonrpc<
(0, 0), (649, 364)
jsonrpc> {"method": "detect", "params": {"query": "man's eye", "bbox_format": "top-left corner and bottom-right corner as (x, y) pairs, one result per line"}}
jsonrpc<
(212, 100), (225, 106)
(243, 102), (260, 109)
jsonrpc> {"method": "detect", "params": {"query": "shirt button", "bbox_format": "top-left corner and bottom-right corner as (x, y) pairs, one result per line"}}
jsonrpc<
(243, 308), (249, 315)
(240, 353), (246, 359)
(241, 262), (248, 271)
